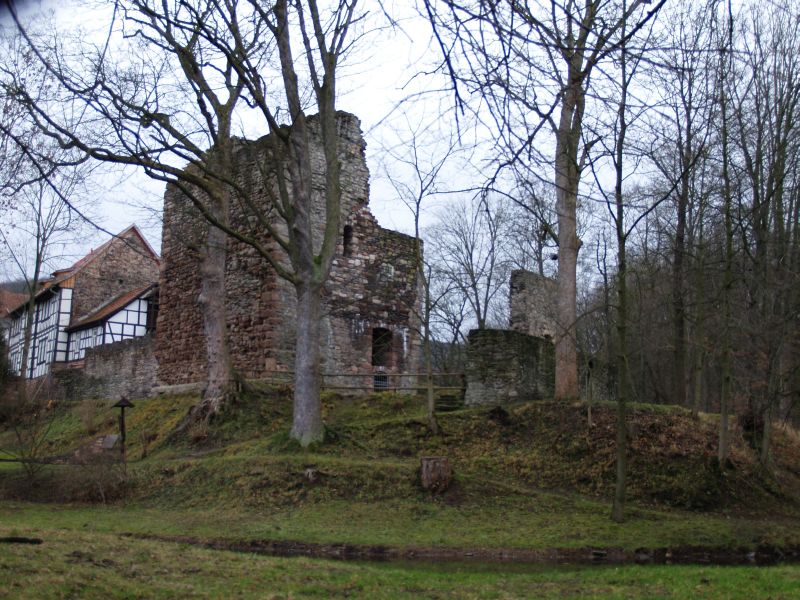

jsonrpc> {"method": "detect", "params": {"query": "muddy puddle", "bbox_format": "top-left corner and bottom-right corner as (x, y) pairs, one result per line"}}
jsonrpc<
(123, 533), (800, 567)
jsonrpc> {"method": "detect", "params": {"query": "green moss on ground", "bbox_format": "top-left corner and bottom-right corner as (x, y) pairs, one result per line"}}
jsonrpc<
(1, 389), (800, 552)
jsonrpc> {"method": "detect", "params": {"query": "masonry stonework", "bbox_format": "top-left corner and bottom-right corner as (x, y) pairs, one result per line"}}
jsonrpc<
(53, 336), (157, 401)
(509, 270), (557, 339)
(155, 112), (422, 388)
(464, 329), (554, 406)
(84, 335), (157, 400)
(68, 229), (160, 321)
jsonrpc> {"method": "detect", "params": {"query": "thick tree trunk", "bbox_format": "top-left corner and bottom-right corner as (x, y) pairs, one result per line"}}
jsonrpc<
(291, 280), (325, 446)
(419, 456), (452, 493)
(197, 219), (232, 417)
(554, 79), (583, 401)
(555, 204), (580, 400)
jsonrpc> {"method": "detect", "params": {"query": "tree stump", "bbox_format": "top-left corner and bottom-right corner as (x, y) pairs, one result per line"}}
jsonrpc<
(419, 456), (452, 493)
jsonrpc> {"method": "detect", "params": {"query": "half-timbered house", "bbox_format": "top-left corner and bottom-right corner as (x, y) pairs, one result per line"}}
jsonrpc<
(5, 225), (160, 378)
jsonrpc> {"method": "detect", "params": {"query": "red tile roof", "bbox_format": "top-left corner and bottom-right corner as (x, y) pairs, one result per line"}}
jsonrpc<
(6, 225), (159, 316)
(0, 289), (28, 318)
(65, 283), (156, 332)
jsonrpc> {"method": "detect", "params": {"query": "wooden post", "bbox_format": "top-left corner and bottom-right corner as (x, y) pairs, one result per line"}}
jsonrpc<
(419, 456), (452, 493)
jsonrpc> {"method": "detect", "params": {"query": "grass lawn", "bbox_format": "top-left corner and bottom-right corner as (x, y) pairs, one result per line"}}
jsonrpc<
(0, 495), (796, 552)
(1, 524), (799, 599)
(3, 390), (800, 597)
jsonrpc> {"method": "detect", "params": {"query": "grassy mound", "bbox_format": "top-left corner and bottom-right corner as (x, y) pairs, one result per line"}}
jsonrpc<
(4, 389), (800, 553)
(2, 388), (798, 516)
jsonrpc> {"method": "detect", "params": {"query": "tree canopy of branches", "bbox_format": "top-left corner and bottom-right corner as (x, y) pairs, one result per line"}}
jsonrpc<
(4, 0), (362, 446)
(577, 0), (800, 469)
(423, 0), (667, 399)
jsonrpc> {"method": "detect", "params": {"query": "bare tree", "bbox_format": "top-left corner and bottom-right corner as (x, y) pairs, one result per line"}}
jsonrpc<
(505, 179), (559, 278)
(716, 0), (736, 464)
(730, 3), (800, 464)
(427, 196), (511, 331)
(1, 178), (88, 382)
(0, 22), (94, 388)
(641, 1), (719, 408)
(0, 65), (92, 480)
(6, 0), (362, 445)
(380, 120), (466, 434)
(585, 2), (662, 522)
(424, 0), (667, 399)
(0, 180), (81, 482)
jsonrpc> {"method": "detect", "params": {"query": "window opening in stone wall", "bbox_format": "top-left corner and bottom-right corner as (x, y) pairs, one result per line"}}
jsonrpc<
(373, 373), (389, 391)
(371, 327), (392, 367)
(343, 225), (353, 257)
(378, 263), (394, 281)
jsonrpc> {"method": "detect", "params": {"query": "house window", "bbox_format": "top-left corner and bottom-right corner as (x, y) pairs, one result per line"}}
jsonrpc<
(371, 327), (392, 368)
(343, 225), (353, 257)
(146, 298), (159, 334)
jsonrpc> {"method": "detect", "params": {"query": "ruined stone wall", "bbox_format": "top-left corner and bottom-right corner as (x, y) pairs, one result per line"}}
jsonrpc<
(71, 230), (160, 321)
(156, 112), (422, 387)
(322, 207), (422, 386)
(509, 270), (557, 339)
(54, 335), (156, 401)
(464, 328), (554, 406)
(83, 335), (156, 399)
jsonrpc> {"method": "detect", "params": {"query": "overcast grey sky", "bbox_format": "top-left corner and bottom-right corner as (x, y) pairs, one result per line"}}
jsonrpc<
(1, 0), (489, 278)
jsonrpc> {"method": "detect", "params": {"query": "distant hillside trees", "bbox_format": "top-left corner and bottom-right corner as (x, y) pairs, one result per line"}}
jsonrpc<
(577, 0), (800, 467)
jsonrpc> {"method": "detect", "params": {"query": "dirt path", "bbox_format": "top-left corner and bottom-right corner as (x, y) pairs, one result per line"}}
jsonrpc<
(124, 533), (800, 566)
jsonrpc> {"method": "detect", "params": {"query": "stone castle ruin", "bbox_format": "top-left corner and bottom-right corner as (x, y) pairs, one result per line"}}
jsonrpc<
(464, 270), (556, 406)
(155, 112), (423, 391)
(509, 270), (557, 340)
(6, 112), (559, 406)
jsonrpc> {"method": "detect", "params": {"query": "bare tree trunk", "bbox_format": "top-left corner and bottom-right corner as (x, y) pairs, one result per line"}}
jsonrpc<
(611, 13), (633, 522)
(291, 279), (325, 446)
(610, 204), (630, 521)
(761, 364), (779, 466)
(424, 306), (439, 435)
(197, 217), (232, 416)
(718, 0), (735, 464)
(18, 294), (36, 387)
(692, 349), (704, 418)
(421, 232), (438, 435)
(554, 77), (583, 401)
(691, 246), (706, 419)
(612, 187), (629, 523)
(672, 185), (688, 407)
(16, 228), (44, 399)
(761, 400), (773, 466)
